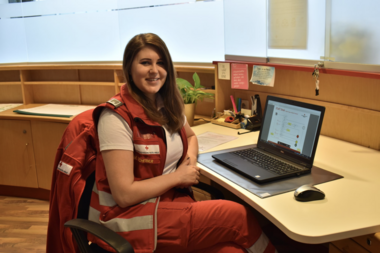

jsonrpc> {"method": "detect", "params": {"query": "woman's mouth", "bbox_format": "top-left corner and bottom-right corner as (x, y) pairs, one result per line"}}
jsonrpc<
(146, 78), (160, 81)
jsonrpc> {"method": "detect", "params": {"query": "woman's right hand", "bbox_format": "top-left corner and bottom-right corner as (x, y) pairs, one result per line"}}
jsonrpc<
(175, 158), (201, 188)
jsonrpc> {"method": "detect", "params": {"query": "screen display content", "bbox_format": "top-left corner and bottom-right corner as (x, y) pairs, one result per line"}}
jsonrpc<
(260, 100), (321, 159)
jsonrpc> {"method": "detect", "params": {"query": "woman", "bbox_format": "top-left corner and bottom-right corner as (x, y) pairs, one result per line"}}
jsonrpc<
(89, 33), (276, 253)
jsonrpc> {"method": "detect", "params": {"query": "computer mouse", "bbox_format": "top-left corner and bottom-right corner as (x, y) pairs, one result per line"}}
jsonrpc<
(294, 184), (325, 202)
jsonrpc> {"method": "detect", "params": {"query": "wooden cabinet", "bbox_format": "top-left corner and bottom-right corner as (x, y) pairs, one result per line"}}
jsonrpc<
(0, 119), (38, 188)
(330, 234), (380, 253)
(31, 121), (68, 190)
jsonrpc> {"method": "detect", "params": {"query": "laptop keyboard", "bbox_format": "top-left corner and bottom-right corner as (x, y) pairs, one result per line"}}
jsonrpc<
(233, 149), (303, 175)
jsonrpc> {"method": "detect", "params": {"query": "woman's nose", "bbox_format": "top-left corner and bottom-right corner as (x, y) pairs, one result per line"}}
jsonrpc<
(150, 64), (158, 74)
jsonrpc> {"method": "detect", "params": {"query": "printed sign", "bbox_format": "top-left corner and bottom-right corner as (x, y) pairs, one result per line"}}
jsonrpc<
(231, 63), (248, 90)
(250, 66), (275, 87)
(218, 63), (230, 80)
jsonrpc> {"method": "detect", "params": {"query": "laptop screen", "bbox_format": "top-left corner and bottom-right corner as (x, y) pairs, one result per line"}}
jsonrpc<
(258, 96), (325, 165)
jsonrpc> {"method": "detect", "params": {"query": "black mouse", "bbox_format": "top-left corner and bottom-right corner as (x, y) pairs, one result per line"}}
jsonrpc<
(294, 184), (325, 202)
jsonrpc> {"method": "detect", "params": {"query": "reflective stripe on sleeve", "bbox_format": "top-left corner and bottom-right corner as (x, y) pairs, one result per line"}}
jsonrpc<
(246, 232), (269, 253)
(92, 183), (99, 194)
(92, 183), (116, 207)
(100, 215), (153, 233)
(140, 198), (156, 205)
(88, 206), (101, 224)
(98, 190), (117, 207)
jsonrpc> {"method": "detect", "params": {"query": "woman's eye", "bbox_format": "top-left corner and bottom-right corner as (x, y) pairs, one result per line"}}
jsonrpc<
(141, 61), (150, 65)
(157, 61), (164, 66)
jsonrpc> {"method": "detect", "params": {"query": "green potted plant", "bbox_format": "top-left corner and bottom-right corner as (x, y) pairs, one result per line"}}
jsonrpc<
(176, 72), (214, 126)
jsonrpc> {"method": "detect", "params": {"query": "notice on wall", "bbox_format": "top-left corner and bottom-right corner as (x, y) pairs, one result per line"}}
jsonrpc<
(218, 62), (230, 80)
(268, 0), (307, 49)
(231, 63), (248, 90)
(250, 65), (275, 87)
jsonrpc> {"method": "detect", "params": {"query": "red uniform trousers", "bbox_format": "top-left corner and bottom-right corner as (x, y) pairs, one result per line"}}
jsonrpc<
(155, 190), (276, 253)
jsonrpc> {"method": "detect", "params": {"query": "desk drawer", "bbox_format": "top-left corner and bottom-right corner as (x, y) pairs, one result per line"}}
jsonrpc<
(329, 243), (344, 253)
(352, 234), (380, 253)
(330, 238), (370, 253)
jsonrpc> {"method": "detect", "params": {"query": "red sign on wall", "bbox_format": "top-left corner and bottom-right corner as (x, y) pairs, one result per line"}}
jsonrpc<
(231, 63), (248, 90)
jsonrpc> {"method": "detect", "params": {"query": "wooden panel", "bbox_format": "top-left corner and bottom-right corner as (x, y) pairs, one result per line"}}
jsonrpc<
(20, 70), (34, 104)
(215, 79), (233, 113)
(78, 69), (114, 82)
(332, 239), (370, 253)
(31, 121), (68, 190)
(192, 186), (212, 201)
(0, 70), (20, 82)
(329, 243), (343, 253)
(26, 69), (79, 82)
(0, 63), (122, 71)
(32, 85), (81, 104)
(0, 120), (38, 188)
(233, 91), (380, 150)
(24, 81), (114, 86)
(114, 70), (121, 94)
(174, 64), (215, 74)
(176, 72), (215, 89)
(244, 68), (380, 111)
(195, 99), (215, 117)
(80, 85), (115, 105)
(0, 185), (50, 200)
(0, 85), (23, 103)
(115, 70), (126, 83)
(353, 234), (380, 253)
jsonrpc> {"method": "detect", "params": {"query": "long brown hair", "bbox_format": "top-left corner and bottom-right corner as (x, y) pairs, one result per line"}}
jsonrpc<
(122, 33), (184, 134)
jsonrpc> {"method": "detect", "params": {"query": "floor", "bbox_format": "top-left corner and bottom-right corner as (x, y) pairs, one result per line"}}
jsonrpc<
(0, 196), (48, 253)
(0, 193), (329, 253)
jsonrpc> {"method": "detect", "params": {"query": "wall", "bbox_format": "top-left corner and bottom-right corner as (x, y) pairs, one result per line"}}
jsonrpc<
(215, 63), (380, 150)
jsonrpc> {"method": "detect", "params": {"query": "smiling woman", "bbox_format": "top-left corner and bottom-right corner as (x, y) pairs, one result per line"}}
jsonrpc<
(83, 33), (277, 253)
(122, 33), (184, 134)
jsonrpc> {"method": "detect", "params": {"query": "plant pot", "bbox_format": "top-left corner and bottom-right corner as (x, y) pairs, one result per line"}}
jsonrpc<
(184, 103), (196, 126)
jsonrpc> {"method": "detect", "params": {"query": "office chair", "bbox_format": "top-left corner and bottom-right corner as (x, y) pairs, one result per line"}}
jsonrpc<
(64, 171), (224, 253)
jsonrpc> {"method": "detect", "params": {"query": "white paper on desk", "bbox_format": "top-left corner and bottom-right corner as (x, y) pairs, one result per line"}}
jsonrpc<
(14, 104), (96, 117)
(0, 103), (22, 112)
(197, 131), (238, 152)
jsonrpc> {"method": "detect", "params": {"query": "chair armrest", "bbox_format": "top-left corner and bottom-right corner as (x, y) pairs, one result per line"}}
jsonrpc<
(193, 182), (225, 199)
(65, 219), (134, 253)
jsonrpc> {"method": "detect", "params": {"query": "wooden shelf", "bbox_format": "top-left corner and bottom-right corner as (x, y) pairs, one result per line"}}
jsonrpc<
(175, 64), (215, 74)
(0, 82), (21, 86)
(24, 81), (115, 86)
(203, 89), (215, 94)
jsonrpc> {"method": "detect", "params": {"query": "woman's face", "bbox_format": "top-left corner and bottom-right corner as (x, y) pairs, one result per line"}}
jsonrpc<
(130, 46), (167, 101)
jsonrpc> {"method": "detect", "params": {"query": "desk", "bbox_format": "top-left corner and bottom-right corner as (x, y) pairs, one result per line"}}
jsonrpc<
(192, 123), (380, 245)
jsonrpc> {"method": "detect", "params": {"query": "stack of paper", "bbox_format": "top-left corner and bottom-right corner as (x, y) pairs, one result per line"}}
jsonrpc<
(14, 104), (96, 118)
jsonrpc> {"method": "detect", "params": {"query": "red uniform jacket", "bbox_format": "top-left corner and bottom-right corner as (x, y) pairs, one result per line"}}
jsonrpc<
(47, 85), (191, 253)
(46, 109), (98, 253)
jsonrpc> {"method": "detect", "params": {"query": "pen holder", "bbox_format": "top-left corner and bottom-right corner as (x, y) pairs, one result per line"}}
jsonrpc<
(211, 112), (241, 129)
(241, 115), (261, 131)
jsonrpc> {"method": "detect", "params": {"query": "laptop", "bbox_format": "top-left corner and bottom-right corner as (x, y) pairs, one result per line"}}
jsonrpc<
(212, 96), (325, 183)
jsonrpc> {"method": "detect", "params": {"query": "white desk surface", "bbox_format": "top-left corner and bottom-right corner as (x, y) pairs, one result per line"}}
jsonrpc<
(192, 123), (380, 244)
